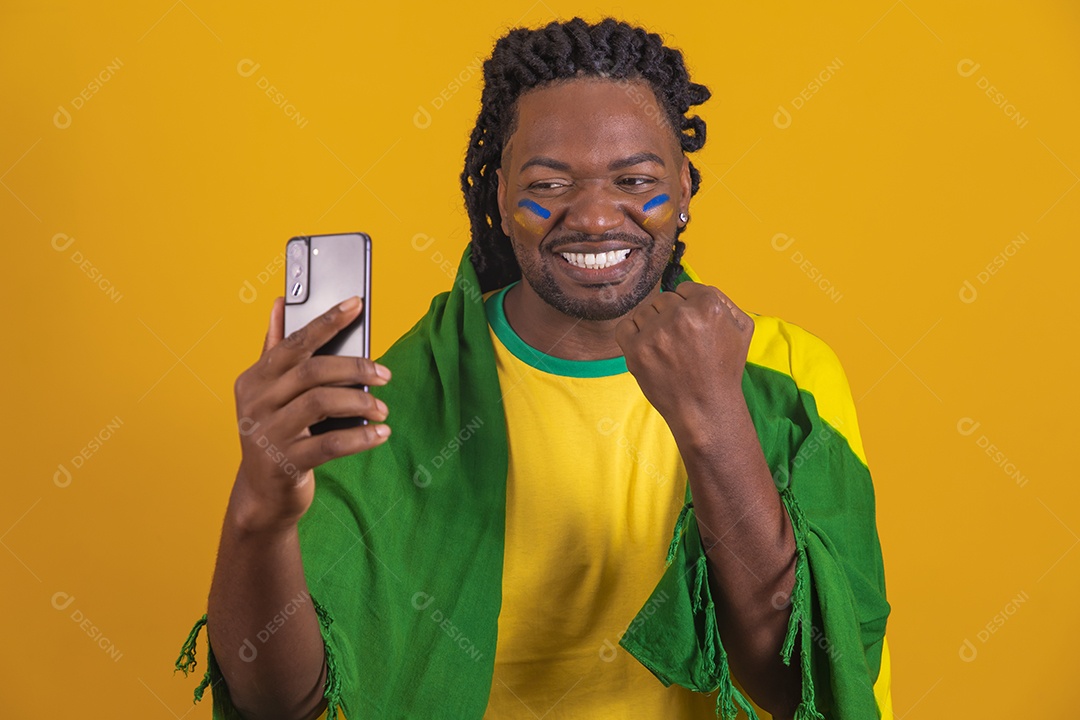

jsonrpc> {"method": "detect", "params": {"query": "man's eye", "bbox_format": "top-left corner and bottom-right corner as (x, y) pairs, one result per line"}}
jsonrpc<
(618, 177), (654, 188)
(528, 181), (566, 191)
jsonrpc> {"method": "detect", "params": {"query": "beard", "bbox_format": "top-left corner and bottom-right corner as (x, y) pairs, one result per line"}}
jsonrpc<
(511, 232), (670, 321)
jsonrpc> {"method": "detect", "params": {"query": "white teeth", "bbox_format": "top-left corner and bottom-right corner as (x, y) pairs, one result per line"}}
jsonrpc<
(560, 249), (631, 269)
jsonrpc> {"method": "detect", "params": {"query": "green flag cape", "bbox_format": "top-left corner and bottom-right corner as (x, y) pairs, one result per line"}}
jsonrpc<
(176, 243), (889, 719)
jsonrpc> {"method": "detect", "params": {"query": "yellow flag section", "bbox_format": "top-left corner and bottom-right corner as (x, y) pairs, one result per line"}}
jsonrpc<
(685, 257), (892, 718)
(743, 311), (893, 718)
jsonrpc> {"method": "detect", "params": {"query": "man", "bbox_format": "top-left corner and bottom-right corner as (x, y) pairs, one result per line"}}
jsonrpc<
(176, 17), (891, 720)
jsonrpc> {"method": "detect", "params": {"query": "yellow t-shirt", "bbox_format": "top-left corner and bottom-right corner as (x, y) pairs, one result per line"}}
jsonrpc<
(481, 283), (721, 718)
(479, 282), (894, 720)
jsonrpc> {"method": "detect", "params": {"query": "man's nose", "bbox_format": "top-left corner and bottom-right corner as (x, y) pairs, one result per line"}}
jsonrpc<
(560, 184), (628, 236)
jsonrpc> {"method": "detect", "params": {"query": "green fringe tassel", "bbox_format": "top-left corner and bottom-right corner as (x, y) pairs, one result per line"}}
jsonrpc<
(779, 488), (826, 720)
(312, 595), (344, 720)
(665, 501), (694, 567)
(694, 555), (717, 675)
(734, 690), (759, 719)
(715, 652), (736, 720)
(793, 579), (825, 720)
(681, 516), (760, 720)
(173, 599), (345, 719)
(173, 614), (214, 703)
(779, 541), (808, 664)
(694, 485), (826, 720)
(174, 614), (207, 675)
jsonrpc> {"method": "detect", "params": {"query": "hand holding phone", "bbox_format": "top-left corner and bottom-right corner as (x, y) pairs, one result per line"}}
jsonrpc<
(232, 293), (390, 532)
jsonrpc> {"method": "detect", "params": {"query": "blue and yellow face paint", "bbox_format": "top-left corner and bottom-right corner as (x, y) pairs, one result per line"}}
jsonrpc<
(641, 193), (673, 229)
(513, 198), (551, 235)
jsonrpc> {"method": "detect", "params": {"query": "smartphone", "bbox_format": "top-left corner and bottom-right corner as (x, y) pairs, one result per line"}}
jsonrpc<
(283, 232), (371, 435)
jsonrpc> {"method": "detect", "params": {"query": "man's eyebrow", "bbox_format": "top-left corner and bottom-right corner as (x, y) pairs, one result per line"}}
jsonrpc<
(519, 156), (571, 172)
(608, 152), (666, 171)
(519, 152), (666, 173)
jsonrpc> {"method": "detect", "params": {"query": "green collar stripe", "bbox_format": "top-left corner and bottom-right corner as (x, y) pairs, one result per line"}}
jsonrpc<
(484, 282), (628, 378)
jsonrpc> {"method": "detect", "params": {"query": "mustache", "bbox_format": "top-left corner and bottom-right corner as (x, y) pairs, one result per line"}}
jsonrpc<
(544, 233), (653, 253)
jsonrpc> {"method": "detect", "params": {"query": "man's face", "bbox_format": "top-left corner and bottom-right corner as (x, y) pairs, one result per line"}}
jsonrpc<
(496, 77), (692, 322)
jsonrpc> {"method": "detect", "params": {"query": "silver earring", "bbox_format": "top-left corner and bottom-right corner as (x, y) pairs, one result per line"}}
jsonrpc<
(678, 212), (689, 223)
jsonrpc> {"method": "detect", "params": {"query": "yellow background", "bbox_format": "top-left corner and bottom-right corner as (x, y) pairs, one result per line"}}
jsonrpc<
(3, 1), (1077, 717)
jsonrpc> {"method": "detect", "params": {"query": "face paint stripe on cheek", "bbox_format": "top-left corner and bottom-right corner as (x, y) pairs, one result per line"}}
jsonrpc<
(517, 198), (552, 219)
(513, 209), (545, 235)
(642, 193), (673, 229)
(642, 193), (670, 213)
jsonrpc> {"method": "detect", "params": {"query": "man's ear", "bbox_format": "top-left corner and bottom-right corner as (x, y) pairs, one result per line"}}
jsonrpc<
(496, 167), (510, 236)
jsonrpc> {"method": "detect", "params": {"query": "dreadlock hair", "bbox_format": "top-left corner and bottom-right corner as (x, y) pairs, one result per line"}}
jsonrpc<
(460, 16), (711, 293)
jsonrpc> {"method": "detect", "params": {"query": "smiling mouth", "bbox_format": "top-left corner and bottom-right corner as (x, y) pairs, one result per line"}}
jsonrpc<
(559, 248), (632, 270)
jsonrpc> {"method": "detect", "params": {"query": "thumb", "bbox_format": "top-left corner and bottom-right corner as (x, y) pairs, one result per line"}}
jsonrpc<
(261, 297), (285, 355)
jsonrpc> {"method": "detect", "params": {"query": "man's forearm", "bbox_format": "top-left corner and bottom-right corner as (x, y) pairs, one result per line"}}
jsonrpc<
(670, 396), (802, 719)
(206, 480), (329, 720)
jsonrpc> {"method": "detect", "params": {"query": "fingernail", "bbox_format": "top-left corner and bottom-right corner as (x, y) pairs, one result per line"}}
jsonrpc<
(375, 363), (391, 380)
(375, 398), (388, 414)
(374, 424), (391, 437)
(338, 296), (360, 312)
